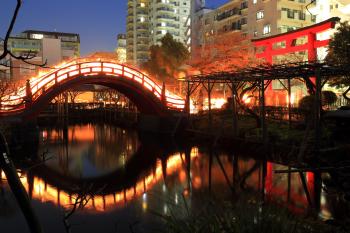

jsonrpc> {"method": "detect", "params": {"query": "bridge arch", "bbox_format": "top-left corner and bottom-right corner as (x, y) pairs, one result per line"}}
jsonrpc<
(1, 59), (185, 117)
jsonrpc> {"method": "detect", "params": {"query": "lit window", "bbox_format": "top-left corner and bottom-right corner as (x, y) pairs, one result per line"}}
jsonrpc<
(253, 0), (257, 4)
(161, 22), (166, 26)
(263, 24), (271, 35)
(32, 34), (44, 39)
(162, 30), (167, 34)
(256, 10), (264, 20)
(140, 17), (145, 22)
(140, 2), (145, 7)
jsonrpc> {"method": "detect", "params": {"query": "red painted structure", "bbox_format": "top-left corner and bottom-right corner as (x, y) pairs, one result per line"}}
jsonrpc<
(0, 58), (185, 117)
(252, 19), (340, 194)
(253, 17), (339, 63)
(252, 17), (340, 106)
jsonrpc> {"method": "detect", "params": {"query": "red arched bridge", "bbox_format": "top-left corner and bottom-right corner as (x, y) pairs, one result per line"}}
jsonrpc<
(0, 58), (185, 117)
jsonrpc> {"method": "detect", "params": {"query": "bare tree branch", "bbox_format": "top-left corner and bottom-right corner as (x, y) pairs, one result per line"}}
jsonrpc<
(0, 0), (47, 68)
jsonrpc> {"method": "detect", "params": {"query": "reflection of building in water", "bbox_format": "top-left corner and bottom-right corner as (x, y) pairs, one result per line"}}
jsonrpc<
(0, 148), (331, 217)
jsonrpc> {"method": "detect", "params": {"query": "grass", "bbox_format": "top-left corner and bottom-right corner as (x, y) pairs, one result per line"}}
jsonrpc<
(153, 192), (347, 233)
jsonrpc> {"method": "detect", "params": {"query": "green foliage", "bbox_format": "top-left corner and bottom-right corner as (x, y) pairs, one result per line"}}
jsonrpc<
(298, 91), (338, 112)
(326, 21), (350, 101)
(141, 33), (189, 81)
(298, 95), (315, 113)
(322, 90), (337, 105)
(327, 21), (350, 66)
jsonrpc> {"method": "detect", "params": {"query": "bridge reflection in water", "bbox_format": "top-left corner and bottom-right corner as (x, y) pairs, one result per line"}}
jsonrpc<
(1, 150), (198, 212)
(0, 124), (335, 220)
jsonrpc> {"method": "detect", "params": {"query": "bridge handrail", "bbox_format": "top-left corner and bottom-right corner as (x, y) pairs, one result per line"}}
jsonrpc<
(0, 58), (185, 113)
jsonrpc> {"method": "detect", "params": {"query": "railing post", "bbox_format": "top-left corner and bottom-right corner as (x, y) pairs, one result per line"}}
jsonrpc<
(25, 79), (32, 108)
(161, 82), (166, 106)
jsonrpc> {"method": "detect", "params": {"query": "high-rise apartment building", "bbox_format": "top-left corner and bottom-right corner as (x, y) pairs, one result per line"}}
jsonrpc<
(191, 0), (316, 59)
(247, 0), (315, 39)
(116, 34), (127, 63)
(126, 0), (191, 65)
(309, 0), (350, 60)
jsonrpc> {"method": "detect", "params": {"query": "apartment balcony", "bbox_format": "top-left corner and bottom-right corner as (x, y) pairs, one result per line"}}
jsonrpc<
(136, 26), (148, 31)
(156, 15), (178, 21)
(155, 1), (178, 7)
(156, 7), (175, 14)
(156, 23), (179, 29)
(136, 9), (148, 15)
(137, 33), (149, 39)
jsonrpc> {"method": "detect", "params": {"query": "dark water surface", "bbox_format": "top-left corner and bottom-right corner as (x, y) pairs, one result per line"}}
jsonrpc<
(0, 123), (346, 232)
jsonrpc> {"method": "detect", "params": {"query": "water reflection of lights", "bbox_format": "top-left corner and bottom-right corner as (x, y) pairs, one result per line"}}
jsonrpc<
(0, 148), (199, 212)
(0, 149), (334, 218)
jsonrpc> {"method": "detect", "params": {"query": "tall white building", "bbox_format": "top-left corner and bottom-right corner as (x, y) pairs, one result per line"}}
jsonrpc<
(126, 0), (191, 65)
(309, 0), (350, 60)
(116, 34), (127, 63)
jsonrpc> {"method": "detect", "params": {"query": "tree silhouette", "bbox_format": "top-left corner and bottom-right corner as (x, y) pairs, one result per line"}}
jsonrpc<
(190, 32), (257, 73)
(141, 33), (189, 83)
(326, 21), (350, 102)
(0, 0), (47, 69)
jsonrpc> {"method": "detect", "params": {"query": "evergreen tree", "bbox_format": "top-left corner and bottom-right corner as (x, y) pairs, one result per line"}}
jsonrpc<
(326, 21), (350, 102)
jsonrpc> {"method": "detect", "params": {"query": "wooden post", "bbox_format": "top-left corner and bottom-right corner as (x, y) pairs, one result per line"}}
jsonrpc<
(287, 77), (292, 129)
(260, 78), (267, 144)
(161, 82), (166, 106)
(231, 83), (238, 137)
(0, 132), (43, 233)
(185, 81), (190, 116)
(25, 79), (32, 109)
(208, 148), (213, 192)
(207, 80), (212, 129)
(314, 68), (321, 155)
(232, 154), (238, 186)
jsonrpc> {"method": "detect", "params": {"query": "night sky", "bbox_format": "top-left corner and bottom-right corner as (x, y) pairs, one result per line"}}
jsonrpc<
(0, 0), (228, 56)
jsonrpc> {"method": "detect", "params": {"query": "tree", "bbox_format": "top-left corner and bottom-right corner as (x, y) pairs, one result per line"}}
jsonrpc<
(326, 21), (350, 102)
(0, 1), (47, 70)
(190, 32), (258, 73)
(141, 33), (190, 83)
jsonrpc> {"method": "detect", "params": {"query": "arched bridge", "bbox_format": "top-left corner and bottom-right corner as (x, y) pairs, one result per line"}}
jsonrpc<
(0, 58), (185, 118)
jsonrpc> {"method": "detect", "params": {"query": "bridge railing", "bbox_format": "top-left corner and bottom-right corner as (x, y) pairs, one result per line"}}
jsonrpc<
(0, 59), (185, 113)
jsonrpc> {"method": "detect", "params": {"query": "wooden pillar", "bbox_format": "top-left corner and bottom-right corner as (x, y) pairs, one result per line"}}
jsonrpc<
(232, 153), (238, 186)
(314, 68), (321, 155)
(25, 79), (32, 109)
(0, 132), (43, 233)
(231, 83), (238, 137)
(260, 78), (267, 144)
(287, 77), (292, 128)
(185, 81), (191, 116)
(207, 80), (212, 129)
(208, 148), (213, 192)
(161, 82), (166, 105)
(287, 166), (291, 203)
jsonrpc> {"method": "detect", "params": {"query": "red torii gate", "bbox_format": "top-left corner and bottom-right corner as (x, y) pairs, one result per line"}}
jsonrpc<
(252, 18), (340, 196)
(252, 17), (340, 64)
(251, 17), (340, 106)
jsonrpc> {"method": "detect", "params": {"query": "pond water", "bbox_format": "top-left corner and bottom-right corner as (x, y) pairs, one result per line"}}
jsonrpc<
(0, 123), (346, 232)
